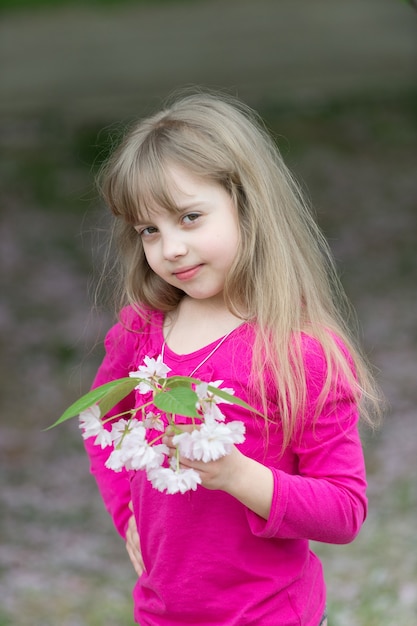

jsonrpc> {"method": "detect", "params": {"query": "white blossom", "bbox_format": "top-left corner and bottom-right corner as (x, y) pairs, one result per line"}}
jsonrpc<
(170, 430), (195, 460)
(225, 420), (246, 442)
(129, 355), (171, 394)
(105, 448), (125, 472)
(143, 411), (165, 432)
(79, 405), (104, 439)
(204, 403), (226, 422)
(195, 380), (235, 421)
(94, 428), (113, 449)
(110, 418), (132, 446)
(104, 420), (168, 472)
(84, 362), (247, 495)
(147, 466), (201, 494)
(173, 419), (246, 463)
(126, 441), (168, 472)
(117, 424), (168, 471)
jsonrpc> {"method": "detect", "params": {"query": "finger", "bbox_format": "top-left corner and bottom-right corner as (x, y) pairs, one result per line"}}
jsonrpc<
(162, 435), (176, 449)
(125, 513), (145, 576)
(126, 541), (144, 577)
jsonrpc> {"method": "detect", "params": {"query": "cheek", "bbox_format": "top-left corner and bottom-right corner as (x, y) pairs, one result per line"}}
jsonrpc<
(142, 248), (160, 277)
(225, 221), (241, 263)
(142, 244), (156, 267)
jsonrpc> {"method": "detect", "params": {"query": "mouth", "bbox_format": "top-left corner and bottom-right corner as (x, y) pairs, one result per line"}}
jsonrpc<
(173, 265), (202, 281)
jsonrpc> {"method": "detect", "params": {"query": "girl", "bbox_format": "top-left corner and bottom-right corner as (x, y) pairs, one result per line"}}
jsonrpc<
(83, 90), (380, 625)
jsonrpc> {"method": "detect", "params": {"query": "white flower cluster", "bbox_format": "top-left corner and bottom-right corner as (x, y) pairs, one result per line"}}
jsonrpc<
(78, 355), (246, 494)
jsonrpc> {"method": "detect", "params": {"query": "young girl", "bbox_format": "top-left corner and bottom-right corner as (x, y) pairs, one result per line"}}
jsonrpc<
(83, 90), (380, 625)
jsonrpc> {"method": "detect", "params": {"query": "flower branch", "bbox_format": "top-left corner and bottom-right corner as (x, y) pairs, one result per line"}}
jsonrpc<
(50, 355), (259, 494)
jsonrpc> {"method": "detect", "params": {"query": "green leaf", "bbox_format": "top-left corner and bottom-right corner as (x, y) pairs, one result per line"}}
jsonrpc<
(97, 378), (138, 418)
(47, 370), (264, 434)
(207, 384), (262, 415)
(154, 386), (199, 418)
(163, 375), (200, 388)
(45, 377), (134, 429)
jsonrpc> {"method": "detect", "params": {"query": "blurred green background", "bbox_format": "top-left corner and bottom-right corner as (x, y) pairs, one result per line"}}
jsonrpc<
(1, 1), (416, 624)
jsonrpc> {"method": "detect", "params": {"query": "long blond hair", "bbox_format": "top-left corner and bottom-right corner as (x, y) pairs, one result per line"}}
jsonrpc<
(98, 89), (381, 449)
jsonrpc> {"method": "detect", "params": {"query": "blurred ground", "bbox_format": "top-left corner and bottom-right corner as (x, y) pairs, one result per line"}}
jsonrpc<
(0, 1), (417, 625)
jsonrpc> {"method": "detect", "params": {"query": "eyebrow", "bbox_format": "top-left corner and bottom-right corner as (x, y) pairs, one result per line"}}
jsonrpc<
(134, 201), (205, 226)
(175, 200), (205, 211)
(156, 199), (206, 215)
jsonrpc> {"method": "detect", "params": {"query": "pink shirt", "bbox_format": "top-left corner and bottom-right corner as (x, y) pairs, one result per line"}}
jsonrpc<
(84, 307), (368, 625)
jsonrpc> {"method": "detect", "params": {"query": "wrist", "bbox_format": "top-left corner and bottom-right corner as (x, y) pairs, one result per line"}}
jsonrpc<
(224, 451), (274, 520)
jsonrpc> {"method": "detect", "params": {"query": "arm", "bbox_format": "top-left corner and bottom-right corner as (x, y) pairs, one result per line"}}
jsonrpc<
(245, 350), (368, 545)
(176, 339), (368, 545)
(83, 414), (132, 538)
(82, 311), (138, 538)
(269, 389), (368, 544)
(175, 399), (366, 544)
(176, 445), (274, 519)
(125, 501), (145, 576)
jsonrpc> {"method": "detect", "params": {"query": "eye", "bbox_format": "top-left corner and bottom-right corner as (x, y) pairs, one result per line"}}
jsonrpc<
(136, 225), (158, 237)
(182, 213), (200, 225)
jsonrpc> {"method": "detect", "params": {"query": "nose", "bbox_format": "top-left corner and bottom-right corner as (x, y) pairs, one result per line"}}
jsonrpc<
(161, 233), (187, 261)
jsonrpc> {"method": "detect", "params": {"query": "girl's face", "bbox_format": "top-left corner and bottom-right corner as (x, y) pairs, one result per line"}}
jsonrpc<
(134, 165), (240, 307)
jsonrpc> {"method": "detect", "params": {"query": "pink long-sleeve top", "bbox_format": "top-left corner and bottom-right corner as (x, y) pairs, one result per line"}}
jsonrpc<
(83, 306), (368, 626)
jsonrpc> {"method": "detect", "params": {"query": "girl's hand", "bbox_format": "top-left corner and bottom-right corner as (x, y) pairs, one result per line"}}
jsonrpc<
(163, 426), (246, 491)
(125, 501), (145, 577)
(163, 428), (274, 519)
(178, 444), (245, 492)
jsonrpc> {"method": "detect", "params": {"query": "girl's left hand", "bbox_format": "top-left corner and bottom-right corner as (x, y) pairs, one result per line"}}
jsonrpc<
(162, 427), (245, 492)
(125, 501), (145, 577)
(163, 426), (274, 520)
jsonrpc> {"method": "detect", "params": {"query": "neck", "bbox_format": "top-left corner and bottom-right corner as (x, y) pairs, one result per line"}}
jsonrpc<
(164, 297), (245, 354)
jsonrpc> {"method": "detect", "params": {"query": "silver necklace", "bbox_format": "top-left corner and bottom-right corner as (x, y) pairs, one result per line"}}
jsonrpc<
(161, 327), (235, 378)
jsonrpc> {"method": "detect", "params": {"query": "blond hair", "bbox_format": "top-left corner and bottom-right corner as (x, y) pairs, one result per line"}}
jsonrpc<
(98, 89), (381, 449)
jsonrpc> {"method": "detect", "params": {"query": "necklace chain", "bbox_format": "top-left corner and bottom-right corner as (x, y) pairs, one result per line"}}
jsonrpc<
(161, 328), (235, 378)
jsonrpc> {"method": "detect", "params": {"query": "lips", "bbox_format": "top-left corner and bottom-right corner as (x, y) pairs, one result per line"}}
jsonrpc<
(173, 265), (202, 281)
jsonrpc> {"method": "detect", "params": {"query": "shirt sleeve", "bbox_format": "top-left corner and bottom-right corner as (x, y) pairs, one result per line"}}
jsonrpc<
(82, 311), (138, 539)
(246, 337), (368, 544)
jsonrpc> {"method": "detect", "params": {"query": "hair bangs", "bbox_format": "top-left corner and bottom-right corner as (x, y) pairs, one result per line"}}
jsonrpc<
(130, 158), (184, 226)
(109, 140), (189, 227)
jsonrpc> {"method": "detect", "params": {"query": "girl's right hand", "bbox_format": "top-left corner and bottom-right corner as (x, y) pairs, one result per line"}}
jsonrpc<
(126, 501), (145, 577)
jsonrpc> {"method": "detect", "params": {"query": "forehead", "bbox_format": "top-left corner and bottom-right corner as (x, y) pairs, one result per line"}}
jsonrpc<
(124, 160), (180, 224)
(133, 163), (213, 221)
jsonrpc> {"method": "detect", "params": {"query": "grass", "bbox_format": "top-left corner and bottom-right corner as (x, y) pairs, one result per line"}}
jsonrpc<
(313, 473), (417, 624)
